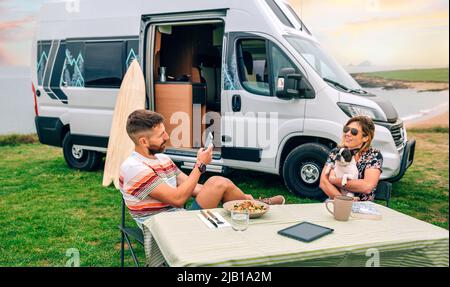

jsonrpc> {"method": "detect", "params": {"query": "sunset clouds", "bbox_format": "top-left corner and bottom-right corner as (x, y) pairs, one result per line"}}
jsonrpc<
(289, 0), (449, 68)
(0, 0), (42, 66)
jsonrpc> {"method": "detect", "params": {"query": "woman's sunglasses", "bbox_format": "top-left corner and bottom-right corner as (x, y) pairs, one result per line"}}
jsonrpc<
(343, 126), (360, 136)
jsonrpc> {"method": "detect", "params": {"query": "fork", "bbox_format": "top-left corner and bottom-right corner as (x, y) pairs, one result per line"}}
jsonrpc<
(206, 210), (224, 224)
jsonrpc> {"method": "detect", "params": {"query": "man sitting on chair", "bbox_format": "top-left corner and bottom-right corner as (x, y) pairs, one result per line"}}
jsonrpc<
(119, 109), (285, 229)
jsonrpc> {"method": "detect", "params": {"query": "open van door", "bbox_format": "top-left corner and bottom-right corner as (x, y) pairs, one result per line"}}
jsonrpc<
(221, 32), (309, 167)
(141, 10), (226, 164)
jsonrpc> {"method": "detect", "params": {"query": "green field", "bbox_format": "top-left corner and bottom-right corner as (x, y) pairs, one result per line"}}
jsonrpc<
(361, 68), (449, 83)
(0, 129), (448, 266)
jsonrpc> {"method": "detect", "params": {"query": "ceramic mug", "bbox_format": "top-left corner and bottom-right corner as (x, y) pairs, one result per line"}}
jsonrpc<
(325, 195), (353, 221)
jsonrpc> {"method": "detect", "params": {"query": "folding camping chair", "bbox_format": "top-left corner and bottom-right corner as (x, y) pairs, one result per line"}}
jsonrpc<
(119, 199), (144, 267)
(374, 181), (392, 207)
(118, 198), (190, 267)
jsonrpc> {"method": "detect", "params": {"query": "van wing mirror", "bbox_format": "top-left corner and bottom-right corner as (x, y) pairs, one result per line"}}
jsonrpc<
(276, 68), (315, 100)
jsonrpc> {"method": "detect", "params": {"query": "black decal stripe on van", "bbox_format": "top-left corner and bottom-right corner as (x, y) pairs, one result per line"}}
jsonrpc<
(41, 40), (70, 104)
(221, 147), (262, 162)
(49, 41), (68, 103)
(43, 40), (59, 100)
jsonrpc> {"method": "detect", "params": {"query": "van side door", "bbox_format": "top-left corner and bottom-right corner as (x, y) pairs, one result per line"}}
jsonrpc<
(221, 32), (308, 168)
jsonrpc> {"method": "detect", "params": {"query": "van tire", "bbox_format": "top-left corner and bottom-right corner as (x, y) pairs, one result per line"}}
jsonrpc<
(282, 143), (330, 200)
(62, 133), (102, 171)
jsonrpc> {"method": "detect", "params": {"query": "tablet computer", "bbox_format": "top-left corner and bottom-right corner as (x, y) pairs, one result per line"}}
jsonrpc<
(278, 222), (334, 243)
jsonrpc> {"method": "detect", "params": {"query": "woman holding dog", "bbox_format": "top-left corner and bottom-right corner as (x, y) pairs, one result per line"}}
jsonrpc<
(320, 116), (383, 201)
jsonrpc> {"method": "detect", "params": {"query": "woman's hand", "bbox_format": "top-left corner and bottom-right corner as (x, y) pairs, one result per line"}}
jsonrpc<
(320, 165), (342, 199)
(331, 168), (381, 194)
(328, 170), (341, 186)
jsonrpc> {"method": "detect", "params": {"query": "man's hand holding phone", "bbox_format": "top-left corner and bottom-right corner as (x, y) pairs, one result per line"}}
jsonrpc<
(197, 132), (214, 165)
(197, 145), (213, 165)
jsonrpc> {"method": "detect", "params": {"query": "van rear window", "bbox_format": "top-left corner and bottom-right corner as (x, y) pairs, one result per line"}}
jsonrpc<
(264, 0), (295, 28)
(37, 41), (51, 86)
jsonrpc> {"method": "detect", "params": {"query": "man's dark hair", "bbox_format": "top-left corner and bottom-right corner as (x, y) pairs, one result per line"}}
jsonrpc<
(126, 109), (164, 144)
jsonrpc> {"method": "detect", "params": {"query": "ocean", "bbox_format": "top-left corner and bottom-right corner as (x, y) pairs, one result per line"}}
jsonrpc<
(365, 87), (449, 122)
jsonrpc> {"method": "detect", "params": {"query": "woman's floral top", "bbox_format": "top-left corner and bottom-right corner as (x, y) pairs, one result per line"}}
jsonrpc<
(326, 146), (383, 201)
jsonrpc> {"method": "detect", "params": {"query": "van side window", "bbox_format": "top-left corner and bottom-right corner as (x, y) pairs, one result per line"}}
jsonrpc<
(270, 44), (300, 95)
(37, 41), (51, 86)
(84, 41), (125, 88)
(236, 39), (270, 96)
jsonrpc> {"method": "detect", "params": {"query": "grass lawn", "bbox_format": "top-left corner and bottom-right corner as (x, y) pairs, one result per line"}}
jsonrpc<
(0, 129), (448, 266)
(361, 68), (449, 83)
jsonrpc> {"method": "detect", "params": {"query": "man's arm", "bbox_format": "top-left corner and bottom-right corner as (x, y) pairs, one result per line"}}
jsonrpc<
(151, 167), (203, 208)
(176, 171), (203, 197)
(152, 145), (213, 207)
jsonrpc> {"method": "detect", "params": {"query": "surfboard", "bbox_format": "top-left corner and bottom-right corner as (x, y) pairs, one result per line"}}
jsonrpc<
(102, 60), (146, 188)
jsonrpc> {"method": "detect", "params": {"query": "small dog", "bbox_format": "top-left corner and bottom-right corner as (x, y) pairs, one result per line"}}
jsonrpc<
(325, 148), (359, 197)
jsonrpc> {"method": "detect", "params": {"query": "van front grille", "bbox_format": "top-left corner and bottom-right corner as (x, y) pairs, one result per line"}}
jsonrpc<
(390, 122), (405, 149)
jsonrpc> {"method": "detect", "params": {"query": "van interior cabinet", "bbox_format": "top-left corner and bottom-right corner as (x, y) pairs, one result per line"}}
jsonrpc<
(156, 24), (223, 113)
(154, 82), (206, 148)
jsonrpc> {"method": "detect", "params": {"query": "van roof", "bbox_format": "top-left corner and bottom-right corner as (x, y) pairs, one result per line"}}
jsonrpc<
(37, 0), (316, 41)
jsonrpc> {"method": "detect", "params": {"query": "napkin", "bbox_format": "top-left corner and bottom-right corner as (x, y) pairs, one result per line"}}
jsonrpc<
(197, 211), (231, 229)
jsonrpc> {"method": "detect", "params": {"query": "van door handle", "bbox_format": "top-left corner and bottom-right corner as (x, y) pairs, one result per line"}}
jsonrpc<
(222, 135), (232, 143)
(231, 94), (241, 112)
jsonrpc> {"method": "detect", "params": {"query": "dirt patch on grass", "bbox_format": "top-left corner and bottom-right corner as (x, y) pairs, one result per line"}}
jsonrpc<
(0, 134), (38, 146)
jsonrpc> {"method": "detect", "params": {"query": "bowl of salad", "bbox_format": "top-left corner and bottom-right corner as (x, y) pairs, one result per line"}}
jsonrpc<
(223, 200), (270, 218)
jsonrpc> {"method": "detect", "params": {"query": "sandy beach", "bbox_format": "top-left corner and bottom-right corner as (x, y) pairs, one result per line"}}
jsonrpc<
(406, 111), (449, 129)
(399, 80), (448, 128)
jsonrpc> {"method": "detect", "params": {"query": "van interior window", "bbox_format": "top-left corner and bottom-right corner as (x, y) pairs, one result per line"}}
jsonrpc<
(237, 39), (270, 96)
(153, 23), (224, 150)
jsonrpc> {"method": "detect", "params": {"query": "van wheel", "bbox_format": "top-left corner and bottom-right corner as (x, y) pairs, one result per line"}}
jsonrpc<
(282, 143), (330, 200)
(62, 133), (102, 171)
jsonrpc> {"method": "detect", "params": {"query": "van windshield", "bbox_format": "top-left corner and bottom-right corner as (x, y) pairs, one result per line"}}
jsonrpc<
(285, 35), (362, 92)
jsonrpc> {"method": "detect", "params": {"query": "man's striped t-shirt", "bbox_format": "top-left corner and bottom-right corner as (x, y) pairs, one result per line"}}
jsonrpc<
(119, 151), (182, 225)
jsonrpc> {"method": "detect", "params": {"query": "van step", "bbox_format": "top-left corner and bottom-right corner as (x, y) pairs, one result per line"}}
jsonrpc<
(181, 162), (223, 173)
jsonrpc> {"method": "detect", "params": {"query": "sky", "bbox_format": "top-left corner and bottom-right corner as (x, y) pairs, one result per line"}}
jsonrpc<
(0, 0), (448, 69)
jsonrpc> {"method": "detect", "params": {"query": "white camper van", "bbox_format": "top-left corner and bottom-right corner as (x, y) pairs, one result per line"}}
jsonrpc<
(32, 0), (415, 199)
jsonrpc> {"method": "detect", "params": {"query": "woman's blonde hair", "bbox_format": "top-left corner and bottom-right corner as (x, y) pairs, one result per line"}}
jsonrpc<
(340, 116), (375, 155)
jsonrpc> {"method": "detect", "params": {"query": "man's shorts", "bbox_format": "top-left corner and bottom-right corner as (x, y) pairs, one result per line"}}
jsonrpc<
(187, 199), (203, 210)
(134, 199), (203, 229)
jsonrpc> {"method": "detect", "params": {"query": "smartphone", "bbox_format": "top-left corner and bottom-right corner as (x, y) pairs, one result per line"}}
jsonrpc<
(204, 132), (214, 149)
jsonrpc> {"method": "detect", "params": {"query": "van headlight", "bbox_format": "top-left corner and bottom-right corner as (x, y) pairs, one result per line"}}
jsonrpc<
(337, 103), (387, 122)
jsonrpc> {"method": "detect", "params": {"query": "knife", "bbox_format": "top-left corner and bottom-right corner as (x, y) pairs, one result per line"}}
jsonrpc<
(200, 210), (218, 228)
(206, 210), (223, 224)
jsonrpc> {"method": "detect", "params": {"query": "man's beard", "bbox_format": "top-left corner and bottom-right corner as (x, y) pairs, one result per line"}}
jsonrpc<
(147, 141), (166, 155)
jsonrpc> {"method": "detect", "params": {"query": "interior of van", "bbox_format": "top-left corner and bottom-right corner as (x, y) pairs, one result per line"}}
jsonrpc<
(151, 22), (224, 155)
